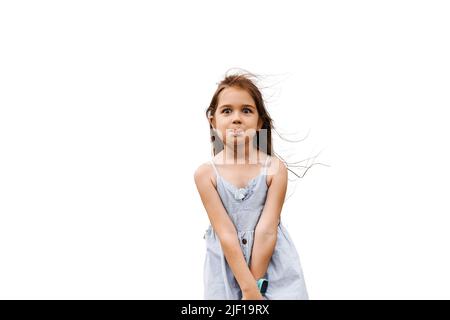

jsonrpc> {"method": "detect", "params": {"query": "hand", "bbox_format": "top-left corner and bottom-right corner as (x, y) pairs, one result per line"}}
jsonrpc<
(241, 288), (264, 300)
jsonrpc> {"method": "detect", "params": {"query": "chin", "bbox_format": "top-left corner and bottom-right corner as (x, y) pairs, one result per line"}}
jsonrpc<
(225, 137), (249, 147)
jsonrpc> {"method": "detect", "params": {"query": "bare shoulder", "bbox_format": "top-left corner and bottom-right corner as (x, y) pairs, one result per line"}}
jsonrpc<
(266, 155), (288, 188)
(193, 162), (217, 188)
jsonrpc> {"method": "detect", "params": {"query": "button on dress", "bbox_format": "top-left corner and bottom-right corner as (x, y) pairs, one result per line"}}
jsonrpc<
(203, 155), (309, 300)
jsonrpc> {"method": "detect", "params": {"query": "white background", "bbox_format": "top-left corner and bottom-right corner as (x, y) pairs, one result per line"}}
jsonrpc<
(1, 1), (449, 299)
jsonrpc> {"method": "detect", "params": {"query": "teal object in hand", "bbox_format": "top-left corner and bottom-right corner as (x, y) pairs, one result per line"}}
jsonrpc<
(256, 278), (268, 295)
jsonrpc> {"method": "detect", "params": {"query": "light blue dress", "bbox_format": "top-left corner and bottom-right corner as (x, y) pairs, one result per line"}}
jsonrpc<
(203, 155), (309, 300)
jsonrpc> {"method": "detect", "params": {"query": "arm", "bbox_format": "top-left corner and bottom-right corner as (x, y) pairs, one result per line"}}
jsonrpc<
(249, 158), (288, 280)
(194, 164), (261, 296)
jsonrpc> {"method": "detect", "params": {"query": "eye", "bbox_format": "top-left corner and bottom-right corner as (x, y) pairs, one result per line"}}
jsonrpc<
(221, 107), (253, 114)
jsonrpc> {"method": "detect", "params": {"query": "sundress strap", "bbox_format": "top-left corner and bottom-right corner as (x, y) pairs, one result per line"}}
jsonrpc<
(210, 159), (220, 178)
(263, 155), (271, 174)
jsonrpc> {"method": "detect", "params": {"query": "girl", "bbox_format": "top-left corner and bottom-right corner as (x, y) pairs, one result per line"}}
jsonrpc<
(194, 71), (309, 300)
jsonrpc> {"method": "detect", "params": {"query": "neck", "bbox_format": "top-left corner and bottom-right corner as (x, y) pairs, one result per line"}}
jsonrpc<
(220, 143), (260, 165)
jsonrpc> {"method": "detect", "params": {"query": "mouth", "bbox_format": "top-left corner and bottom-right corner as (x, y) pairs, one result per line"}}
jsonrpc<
(229, 129), (244, 137)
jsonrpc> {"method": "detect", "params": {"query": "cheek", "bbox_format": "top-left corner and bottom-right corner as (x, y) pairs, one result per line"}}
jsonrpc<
(248, 115), (260, 126)
(214, 128), (226, 140)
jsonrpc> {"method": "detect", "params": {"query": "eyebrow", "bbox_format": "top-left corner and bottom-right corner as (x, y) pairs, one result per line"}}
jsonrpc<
(218, 104), (255, 110)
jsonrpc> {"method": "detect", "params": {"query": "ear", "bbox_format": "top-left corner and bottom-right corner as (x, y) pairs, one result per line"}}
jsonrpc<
(208, 115), (216, 128)
(257, 117), (263, 131)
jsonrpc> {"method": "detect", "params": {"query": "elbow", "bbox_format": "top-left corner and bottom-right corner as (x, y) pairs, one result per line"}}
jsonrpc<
(216, 229), (238, 246)
(255, 227), (277, 237)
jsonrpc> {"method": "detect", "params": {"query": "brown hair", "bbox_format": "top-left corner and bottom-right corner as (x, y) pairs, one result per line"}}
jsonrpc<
(205, 68), (326, 179)
(206, 69), (274, 156)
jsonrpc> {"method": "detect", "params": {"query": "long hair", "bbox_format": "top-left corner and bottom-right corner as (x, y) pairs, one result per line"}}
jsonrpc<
(206, 69), (273, 157)
(205, 68), (326, 180)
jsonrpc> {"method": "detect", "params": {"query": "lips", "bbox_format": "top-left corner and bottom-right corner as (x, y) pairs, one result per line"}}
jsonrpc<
(229, 129), (244, 136)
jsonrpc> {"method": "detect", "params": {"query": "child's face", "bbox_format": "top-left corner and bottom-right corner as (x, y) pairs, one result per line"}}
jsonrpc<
(210, 86), (262, 148)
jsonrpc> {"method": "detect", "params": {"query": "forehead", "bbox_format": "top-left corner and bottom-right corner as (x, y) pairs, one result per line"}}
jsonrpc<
(217, 87), (255, 106)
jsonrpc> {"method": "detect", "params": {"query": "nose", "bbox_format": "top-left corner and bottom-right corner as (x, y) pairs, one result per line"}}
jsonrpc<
(231, 111), (242, 124)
